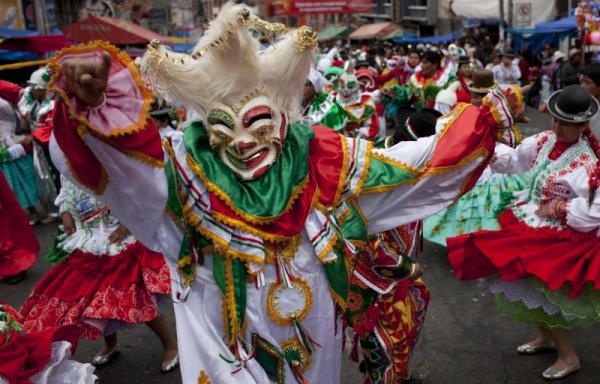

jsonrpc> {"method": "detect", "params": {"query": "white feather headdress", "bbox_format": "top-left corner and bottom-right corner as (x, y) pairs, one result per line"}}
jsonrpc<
(140, 2), (317, 123)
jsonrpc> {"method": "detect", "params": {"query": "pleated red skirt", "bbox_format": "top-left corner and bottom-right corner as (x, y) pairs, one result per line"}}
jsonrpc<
(20, 241), (171, 340)
(448, 209), (600, 299)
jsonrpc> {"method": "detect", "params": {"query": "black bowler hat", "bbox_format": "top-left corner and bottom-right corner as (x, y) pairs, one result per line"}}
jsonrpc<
(394, 106), (442, 143)
(458, 55), (470, 65)
(547, 85), (599, 123)
(149, 98), (175, 118)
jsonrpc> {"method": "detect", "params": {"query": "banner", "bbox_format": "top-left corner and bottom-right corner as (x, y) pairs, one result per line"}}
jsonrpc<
(267, 0), (372, 16)
(450, 0), (556, 28)
(1, 0), (24, 29)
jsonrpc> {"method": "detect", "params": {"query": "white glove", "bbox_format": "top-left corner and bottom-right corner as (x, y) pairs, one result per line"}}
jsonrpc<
(7, 144), (25, 160)
(447, 81), (462, 92)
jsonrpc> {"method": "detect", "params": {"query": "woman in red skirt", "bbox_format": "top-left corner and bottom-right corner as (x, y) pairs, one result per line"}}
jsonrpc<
(0, 171), (39, 284)
(20, 177), (179, 372)
(448, 85), (600, 380)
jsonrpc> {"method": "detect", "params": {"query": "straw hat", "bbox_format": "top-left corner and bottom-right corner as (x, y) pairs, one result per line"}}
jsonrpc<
(552, 51), (566, 63)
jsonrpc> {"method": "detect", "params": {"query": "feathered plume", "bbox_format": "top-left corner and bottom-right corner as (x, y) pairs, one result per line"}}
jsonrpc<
(140, 1), (317, 122)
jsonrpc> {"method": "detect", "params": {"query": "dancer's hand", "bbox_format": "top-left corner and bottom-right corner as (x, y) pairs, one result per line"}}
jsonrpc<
(535, 204), (552, 218)
(109, 224), (130, 244)
(61, 212), (76, 235)
(62, 52), (111, 108)
(19, 135), (33, 146)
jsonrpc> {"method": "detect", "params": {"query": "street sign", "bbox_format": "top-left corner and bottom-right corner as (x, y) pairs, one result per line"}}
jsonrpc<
(515, 3), (532, 27)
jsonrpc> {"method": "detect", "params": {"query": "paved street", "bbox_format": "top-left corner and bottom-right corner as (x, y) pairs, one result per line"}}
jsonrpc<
(3, 107), (600, 383)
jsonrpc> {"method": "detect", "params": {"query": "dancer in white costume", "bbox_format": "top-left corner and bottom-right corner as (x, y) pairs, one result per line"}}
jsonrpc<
(47, 3), (525, 382)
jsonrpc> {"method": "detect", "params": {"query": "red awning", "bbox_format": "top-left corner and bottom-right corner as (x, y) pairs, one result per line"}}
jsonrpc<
(63, 16), (171, 45)
(0, 35), (73, 53)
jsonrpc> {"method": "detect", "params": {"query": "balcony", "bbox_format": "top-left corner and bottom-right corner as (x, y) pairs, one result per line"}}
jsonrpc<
(398, 0), (437, 25)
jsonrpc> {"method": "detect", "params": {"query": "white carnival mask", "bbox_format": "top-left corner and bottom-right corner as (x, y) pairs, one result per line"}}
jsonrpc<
(206, 94), (288, 180)
(337, 71), (360, 105)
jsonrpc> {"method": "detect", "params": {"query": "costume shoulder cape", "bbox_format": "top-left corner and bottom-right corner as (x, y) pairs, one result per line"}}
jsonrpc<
(179, 121), (349, 240)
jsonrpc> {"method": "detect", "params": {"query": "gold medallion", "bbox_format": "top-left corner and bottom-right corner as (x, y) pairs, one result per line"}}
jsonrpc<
(267, 278), (312, 325)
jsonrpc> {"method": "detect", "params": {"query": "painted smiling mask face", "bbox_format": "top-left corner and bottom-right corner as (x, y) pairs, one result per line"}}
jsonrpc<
(337, 71), (360, 105)
(206, 94), (287, 180)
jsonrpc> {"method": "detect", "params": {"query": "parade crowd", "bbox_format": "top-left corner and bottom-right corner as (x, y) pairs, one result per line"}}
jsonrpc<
(1, 3), (600, 384)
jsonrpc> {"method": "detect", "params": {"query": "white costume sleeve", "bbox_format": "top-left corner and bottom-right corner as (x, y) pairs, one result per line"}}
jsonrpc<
(354, 104), (498, 234)
(48, 48), (183, 261)
(564, 167), (600, 235)
(490, 133), (542, 174)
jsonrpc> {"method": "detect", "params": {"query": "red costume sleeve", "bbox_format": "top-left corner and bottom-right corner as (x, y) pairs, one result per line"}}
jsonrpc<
(0, 80), (23, 105)
(373, 68), (403, 85)
(31, 110), (54, 146)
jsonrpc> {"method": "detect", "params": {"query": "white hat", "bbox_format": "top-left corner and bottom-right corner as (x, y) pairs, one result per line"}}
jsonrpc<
(317, 57), (332, 73)
(307, 67), (326, 93)
(28, 67), (50, 89)
(552, 51), (566, 63)
(569, 48), (582, 58)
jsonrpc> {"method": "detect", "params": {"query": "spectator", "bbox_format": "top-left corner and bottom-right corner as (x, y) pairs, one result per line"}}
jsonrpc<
(561, 48), (583, 87)
(550, 50), (566, 91)
(580, 62), (600, 137)
(485, 49), (502, 71)
(517, 51), (531, 86)
(492, 49), (521, 89)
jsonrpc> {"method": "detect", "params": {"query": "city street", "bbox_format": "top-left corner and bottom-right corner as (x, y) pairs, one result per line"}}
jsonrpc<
(3, 107), (600, 384)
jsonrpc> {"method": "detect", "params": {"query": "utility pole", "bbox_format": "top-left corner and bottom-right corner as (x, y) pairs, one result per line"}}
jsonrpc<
(508, 0), (513, 31)
(33, 0), (48, 34)
(499, 0), (505, 45)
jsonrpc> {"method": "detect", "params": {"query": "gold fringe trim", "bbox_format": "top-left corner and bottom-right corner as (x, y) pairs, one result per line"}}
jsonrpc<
(514, 125), (523, 146)
(48, 41), (153, 138)
(177, 255), (196, 287)
(185, 154), (312, 225)
(361, 104), (488, 195)
(426, 147), (489, 176)
(317, 235), (339, 265)
(208, 189), (321, 243)
(510, 85), (524, 111)
(329, 287), (347, 312)
(435, 103), (470, 144)
(370, 151), (423, 175)
(183, 204), (266, 266)
(223, 256), (239, 346)
(334, 133), (350, 207)
(280, 338), (312, 372)
(354, 140), (373, 198)
(361, 146), (489, 195)
(215, 244), (265, 267)
(183, 204), (228, 249)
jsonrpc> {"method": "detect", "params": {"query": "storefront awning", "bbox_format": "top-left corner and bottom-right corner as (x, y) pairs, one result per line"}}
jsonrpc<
(63, 16), (171, 45)
(317, 25), (350, 42)
(349, 22), (402, 40)
(0, 35), (72, 53)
